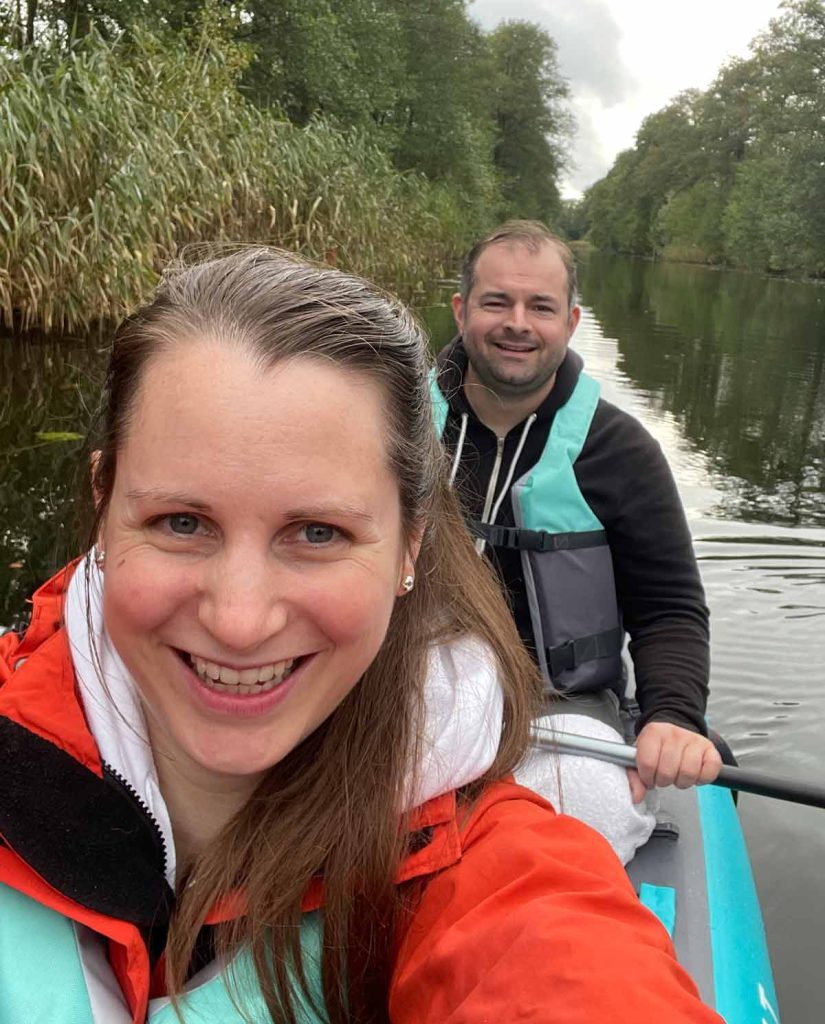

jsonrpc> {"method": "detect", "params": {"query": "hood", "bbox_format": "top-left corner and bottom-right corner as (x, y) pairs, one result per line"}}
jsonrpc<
(65, 557), (503, 888)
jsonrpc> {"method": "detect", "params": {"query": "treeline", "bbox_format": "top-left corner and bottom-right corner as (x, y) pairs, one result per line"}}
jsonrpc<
(578, 0), (825, 278)
(0, 0), (572, 331)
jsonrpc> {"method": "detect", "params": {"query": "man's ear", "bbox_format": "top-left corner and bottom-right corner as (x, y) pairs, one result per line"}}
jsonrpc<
(450, 292), (465, 334)
(568, 303), (582, 336)
(90, 450), (104, 509)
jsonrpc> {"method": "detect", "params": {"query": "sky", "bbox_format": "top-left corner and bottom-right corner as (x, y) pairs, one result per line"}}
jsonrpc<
(469, 0), (787, 198)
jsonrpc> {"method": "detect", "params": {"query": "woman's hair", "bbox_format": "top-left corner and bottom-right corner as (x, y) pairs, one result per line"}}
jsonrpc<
(89, 247), (540, 1024)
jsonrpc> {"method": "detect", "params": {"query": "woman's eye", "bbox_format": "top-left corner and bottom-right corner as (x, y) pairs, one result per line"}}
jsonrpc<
(301, 523), (337, 545)
(168, 513), (200, 535)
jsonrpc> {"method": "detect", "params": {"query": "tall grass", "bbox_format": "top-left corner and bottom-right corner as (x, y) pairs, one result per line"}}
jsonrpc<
(0, 27), (469, 331)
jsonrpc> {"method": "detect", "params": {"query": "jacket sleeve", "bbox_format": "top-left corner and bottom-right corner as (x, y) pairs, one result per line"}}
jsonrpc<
(0, 631), (22, 687)
(576, 401), (710, 734)
(390, 784), (723, 1024)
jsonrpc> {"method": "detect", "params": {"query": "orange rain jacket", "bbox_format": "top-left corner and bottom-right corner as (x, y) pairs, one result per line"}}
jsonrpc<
(0, 566), (723, 1023)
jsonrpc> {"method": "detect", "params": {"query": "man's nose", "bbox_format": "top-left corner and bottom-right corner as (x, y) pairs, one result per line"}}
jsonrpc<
(197, 552), (288, 654)
(504, 303), (530, 332)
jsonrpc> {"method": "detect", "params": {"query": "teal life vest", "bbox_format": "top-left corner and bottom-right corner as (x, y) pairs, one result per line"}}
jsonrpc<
(431, 369), (624, 697)
(0, 882), (327, 1024)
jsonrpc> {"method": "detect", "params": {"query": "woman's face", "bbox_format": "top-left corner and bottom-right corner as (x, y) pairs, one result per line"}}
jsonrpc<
(100, 341), (415, 782)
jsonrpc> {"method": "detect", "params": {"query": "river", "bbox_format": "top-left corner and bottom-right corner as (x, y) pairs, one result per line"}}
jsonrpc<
(2, 252), (824, 1021)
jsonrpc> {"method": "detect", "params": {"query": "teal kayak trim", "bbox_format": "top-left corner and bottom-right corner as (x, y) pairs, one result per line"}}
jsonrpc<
(639, 882), (676, 938)
(697, 785), (780, 1023)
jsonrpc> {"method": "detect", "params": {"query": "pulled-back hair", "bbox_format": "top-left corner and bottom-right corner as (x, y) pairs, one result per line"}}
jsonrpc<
(459, 219), (578, 311)
(88, 247), (540, 1023)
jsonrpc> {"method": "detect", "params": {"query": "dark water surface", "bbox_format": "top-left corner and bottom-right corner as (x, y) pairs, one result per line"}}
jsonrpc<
(2, 253), (824, 1021)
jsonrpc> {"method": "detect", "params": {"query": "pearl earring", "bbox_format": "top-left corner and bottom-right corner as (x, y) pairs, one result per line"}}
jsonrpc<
(401, 574), (414, 593)
(94, 547), (106, 569)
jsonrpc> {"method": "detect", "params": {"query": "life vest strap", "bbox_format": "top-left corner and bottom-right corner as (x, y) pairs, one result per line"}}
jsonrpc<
(546, 626), (625, 675)
(469, 522), (607, 553)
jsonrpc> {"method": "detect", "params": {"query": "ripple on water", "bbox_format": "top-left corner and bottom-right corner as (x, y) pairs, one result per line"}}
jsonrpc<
(695, 527), (825, 768)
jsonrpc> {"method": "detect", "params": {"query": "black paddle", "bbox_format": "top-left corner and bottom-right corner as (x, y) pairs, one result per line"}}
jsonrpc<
(532, 728), (825, 810)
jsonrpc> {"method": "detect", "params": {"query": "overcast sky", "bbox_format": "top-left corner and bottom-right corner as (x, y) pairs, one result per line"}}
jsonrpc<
(469, 0), (786, 197)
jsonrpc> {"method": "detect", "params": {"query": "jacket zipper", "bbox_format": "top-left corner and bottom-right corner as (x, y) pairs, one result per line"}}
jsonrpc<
(101, 760), (168, 879)
(476, 436), (506, 555)
(480, 436), (506, 524)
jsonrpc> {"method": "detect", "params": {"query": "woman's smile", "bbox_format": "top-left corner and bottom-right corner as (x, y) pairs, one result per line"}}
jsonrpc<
(176, 647), (311, 719)
(181, 649), (299, 691)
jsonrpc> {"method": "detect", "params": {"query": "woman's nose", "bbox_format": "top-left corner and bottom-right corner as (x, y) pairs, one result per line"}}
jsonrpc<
(197, 555), (288, 654)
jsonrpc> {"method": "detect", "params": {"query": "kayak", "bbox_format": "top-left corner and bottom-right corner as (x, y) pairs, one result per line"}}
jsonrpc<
(627, 783), (781, 1023)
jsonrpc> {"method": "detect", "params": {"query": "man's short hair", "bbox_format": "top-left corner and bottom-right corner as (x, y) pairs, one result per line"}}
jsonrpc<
(459, 220), (578, 312)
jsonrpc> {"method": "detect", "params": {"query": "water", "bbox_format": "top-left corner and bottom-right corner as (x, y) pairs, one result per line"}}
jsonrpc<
(3, 254), (825, 1020)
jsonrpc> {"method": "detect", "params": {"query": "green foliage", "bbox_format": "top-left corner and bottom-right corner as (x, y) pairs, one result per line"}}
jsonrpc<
(557, 198), (589, 241)
(658, 180), (727, 264)
(0, 23), (472, 330)
(585, 150), (653, 254)
(487, 20), (572, 223)
(239, 1), (405, 128)
(586, 0), (825, 278)
(391, 1), (497, 222)
(0, 1), (575, 328)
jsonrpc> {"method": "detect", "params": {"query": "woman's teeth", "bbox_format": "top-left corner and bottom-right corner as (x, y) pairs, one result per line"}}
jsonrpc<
(191, 656), (295, 694)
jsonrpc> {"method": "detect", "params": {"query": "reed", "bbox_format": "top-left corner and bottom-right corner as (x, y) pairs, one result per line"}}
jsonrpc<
(0, 27), (469, 332)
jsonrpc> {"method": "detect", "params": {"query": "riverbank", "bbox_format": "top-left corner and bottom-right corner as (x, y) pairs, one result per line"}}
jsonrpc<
(579, 243), (825, 287)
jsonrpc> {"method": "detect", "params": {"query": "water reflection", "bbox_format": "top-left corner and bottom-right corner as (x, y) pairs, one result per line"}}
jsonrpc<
(0, 331), (105, 629)
(578, 253), (825, 528)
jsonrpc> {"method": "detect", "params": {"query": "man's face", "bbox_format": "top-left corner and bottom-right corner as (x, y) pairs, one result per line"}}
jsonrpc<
(451, 241), (581, 399)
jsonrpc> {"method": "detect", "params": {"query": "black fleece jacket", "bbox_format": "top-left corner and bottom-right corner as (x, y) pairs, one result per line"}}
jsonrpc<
(437, 338), (710, 736)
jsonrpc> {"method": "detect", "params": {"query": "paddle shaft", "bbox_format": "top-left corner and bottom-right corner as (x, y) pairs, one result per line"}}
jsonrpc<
(532, 728), (825, 810)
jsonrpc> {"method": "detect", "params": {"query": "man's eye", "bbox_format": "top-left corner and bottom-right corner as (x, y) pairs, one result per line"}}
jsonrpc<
(301, 523), (337, 545)
(168, 513), (200, 535)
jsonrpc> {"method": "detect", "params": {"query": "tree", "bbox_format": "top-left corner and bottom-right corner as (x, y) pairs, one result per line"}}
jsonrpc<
(239, 0), (405, 129)
(487, 20), (572, 223)
(586, 0), (825, 275)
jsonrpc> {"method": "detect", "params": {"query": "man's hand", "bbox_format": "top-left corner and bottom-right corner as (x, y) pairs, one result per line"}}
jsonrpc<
(626, 722), (723, 804)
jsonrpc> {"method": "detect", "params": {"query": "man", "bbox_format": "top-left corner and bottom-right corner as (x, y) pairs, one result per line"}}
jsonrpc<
(434, 221), (721, 817)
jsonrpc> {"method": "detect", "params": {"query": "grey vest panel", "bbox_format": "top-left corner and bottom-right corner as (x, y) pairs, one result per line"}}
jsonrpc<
(524, 543), (624, 697)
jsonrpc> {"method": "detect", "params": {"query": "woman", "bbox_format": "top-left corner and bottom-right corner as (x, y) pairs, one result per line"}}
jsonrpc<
(0, 248), (722, 1023)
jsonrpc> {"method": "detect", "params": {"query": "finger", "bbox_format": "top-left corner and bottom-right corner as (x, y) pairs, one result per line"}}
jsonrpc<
(674, 743), (705, 789)
(651, 740), (686, 789)
(626, 767), (648, 804)
(698, 743), (724, 784)
(634, 733), (664, 790)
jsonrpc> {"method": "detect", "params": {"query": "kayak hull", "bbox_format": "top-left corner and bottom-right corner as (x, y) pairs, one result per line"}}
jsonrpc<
(627, 785), (780, 1023)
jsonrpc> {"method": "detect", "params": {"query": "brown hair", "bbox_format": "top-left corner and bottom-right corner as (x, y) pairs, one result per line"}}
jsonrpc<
(89, 247), (540, 1023)
(459, 219), (578, 311)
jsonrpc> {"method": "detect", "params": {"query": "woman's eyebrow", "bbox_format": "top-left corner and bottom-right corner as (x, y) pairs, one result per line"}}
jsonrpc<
(283, 503), (377, 524)
(125, 488), (212, 512)
(126, 490), (377, 524)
